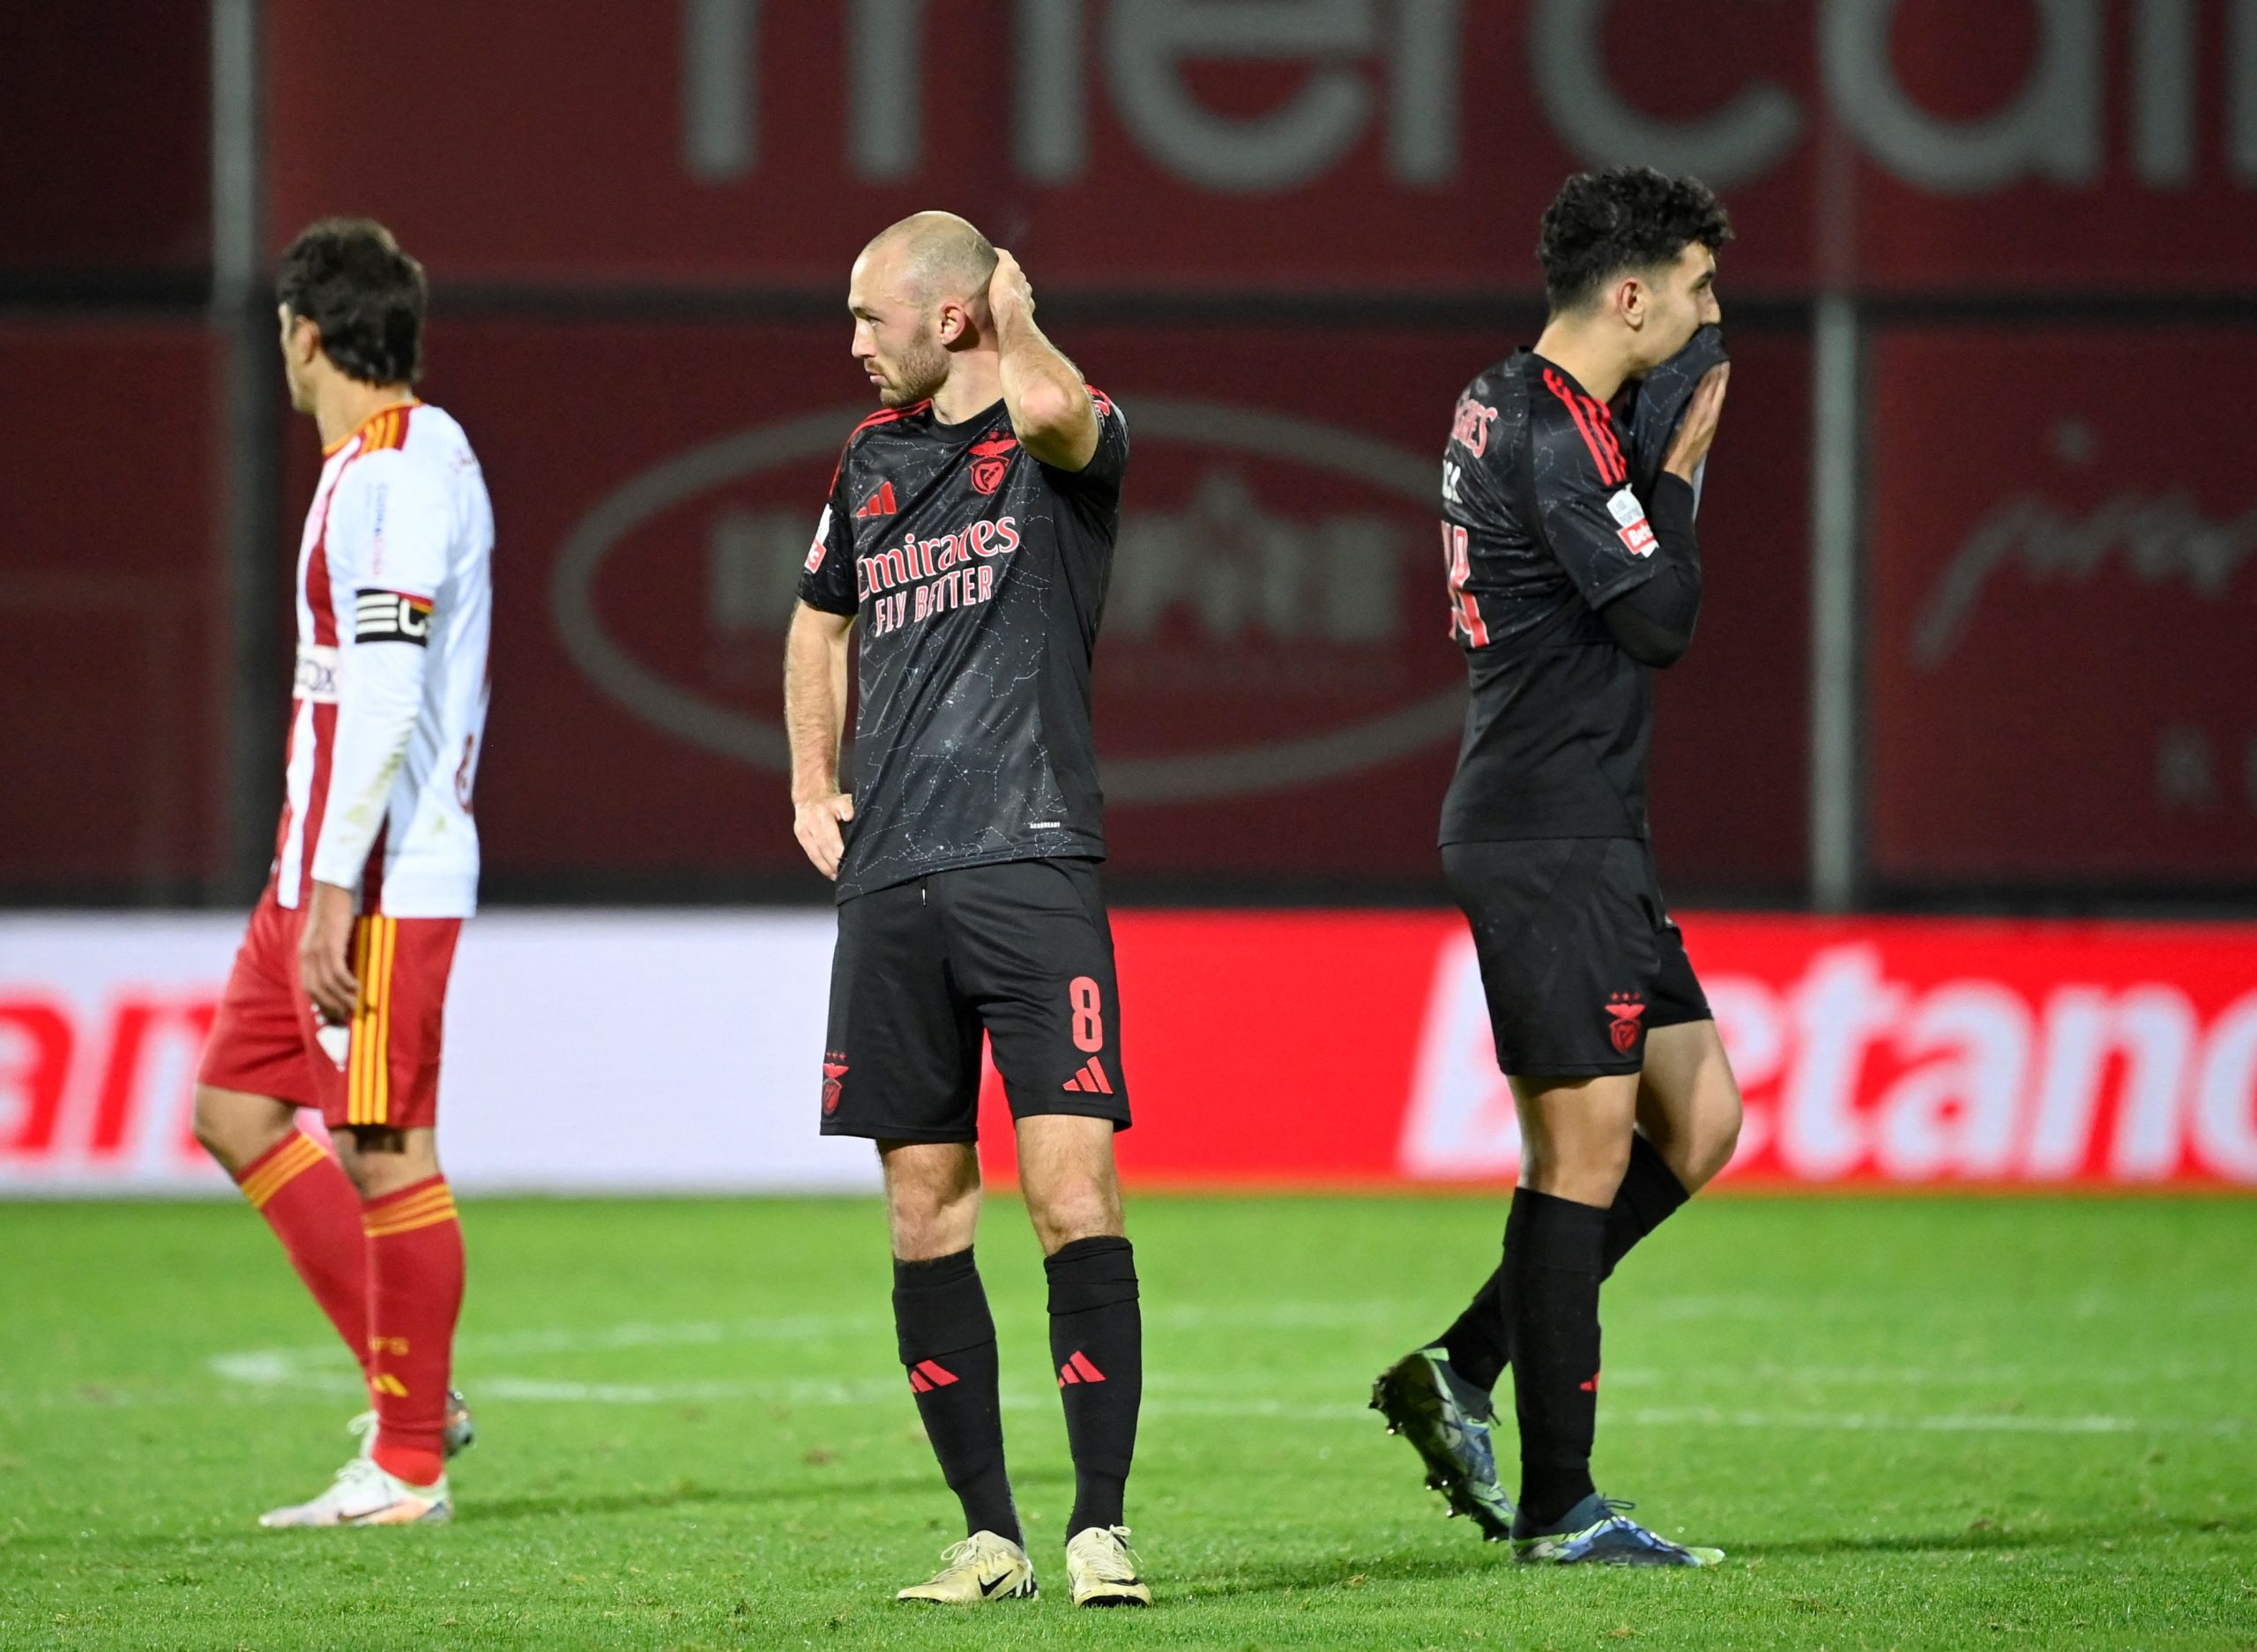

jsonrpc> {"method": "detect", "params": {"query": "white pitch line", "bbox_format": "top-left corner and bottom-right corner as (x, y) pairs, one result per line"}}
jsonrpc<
(193, 1351), (2246, 1438)
(192, 1306), (2251, 1442)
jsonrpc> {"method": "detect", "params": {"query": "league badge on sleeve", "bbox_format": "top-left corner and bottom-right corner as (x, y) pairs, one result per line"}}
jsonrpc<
(806, 505), (833, 572)
(1606, 487), (1657, 558)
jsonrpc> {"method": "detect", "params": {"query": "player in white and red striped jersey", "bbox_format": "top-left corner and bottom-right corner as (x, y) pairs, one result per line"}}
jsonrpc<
(193, 219), (490, 1529)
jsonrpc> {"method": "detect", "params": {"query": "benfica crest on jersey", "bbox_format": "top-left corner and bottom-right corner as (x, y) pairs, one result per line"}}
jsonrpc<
(968, 433), (1017, 495)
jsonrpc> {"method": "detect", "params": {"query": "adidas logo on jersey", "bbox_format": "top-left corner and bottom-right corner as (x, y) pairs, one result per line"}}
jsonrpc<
(853, 480), (899, 519)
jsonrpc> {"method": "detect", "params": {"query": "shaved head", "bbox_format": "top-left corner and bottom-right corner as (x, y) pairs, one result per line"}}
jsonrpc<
(860, 211), (998, 307)
(848, 211), (1001, 406)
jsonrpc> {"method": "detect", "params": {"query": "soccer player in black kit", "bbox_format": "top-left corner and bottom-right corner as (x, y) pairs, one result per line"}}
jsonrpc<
(784, 212), (1149, 1608)
(1371, 167), (1744, 1566)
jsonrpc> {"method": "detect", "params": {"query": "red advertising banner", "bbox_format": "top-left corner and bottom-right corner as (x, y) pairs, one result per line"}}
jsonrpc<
(0, 324), (225, 886)
(264, 1), (2257, 294)
(8, 911), (2253, 1194)
(1867, 326), (2257, 883)
(980, 911), (2257, 1188)
(339, 319), (1805, 886)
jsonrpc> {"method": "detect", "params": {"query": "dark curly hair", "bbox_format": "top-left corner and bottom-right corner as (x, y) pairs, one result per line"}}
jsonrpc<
(1538, 167), (1732, 314)
(276, 218), (426, 386)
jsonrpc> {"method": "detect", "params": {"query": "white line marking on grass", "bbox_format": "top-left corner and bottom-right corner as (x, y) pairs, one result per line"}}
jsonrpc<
(200, 1311), (2248, 1443)
(459, 1313), (883, 1357)
(477, 1377), (899, 1406)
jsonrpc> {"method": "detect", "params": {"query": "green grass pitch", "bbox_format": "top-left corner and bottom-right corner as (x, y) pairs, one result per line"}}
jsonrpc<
(4, 1193), (2253, 1649)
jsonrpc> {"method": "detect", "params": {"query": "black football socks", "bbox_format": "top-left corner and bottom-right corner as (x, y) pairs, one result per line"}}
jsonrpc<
(1605, 1128), (1695, 1268)
(1436, 1132), (1691, 1393)
(1504, 1186), (1609, 1530)
(892, 1248), (1021, 1545)
(1045, 1235), (1142, 1536)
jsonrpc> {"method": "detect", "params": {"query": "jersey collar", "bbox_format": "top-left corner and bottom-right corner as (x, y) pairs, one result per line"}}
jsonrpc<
(323, 398), (423, 458)
(929, 397), (1009, 443)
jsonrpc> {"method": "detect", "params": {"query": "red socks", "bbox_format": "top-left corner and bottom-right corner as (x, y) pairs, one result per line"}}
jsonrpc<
(235, 1142), (464, 1490)
(361, 1175), (465, 1488)
(234, 1132), (370, 1380)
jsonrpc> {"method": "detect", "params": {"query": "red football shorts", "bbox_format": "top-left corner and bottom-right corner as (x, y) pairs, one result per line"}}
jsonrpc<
(198, 881), (462, 1131)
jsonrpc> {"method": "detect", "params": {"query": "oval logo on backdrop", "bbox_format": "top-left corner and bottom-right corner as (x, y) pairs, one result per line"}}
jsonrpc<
(551, 398), (1464, 805)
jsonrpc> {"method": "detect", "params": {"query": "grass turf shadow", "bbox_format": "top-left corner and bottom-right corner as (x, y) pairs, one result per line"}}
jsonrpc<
(1165, 1509), (2257, 1599)
(466, 1473), (947, 1523)
(1745, 1509), (2257, 1558)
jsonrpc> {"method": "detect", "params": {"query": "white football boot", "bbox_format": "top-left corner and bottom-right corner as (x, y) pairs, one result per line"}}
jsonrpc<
(257, 1455), (451, 1528)
(1064, 1525), (1152, 1607)
(895, 1531), (1039, 1604)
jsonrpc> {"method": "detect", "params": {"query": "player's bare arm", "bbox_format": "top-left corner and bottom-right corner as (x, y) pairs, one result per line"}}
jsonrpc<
(299, 880), (361, 1023)
(989, 249), (1099, 473)
(785, 600), (855, 880)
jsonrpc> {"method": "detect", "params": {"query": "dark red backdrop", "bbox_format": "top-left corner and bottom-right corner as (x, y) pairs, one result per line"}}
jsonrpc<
(264, 1), (2257, 294)
(272, 322), (1809, 887)
(1868, 326), (2257, 882)
(0, 325), (225, 884)
(11, 2), (2256, 893)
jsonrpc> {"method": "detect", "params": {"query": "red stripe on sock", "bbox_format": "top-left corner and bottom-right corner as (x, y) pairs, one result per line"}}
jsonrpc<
(363, 1175), (462, 1487)
(236, 1134), (370, 1380)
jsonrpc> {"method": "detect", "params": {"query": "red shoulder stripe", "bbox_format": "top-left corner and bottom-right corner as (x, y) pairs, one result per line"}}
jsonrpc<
(827, 399), (931, 490)
(1577, 391), (1627, 482)
(847, 401), (926, 439)
(1542, 368), (1625, 487)
(1570, 388), (1625, 480)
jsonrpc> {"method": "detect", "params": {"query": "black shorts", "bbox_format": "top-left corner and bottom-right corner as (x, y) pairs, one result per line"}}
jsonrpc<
(1441, 837), (1711, 1078)
(819, 857), (1131, 1142)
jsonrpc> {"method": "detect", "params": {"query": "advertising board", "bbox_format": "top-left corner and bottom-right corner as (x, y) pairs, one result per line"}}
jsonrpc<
(9, 909), (2252, 1195)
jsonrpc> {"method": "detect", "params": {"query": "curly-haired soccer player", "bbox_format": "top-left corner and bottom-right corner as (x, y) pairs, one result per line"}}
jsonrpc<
(1373, 167), (1744, 1566)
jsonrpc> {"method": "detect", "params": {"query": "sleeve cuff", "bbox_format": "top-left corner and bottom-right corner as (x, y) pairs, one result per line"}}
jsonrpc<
(1648, 471), (1698, 531)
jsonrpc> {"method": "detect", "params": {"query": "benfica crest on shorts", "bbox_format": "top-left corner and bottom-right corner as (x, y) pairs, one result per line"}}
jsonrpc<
(968, 433), (1017, 495)
(1605, 994), (1646, 1053)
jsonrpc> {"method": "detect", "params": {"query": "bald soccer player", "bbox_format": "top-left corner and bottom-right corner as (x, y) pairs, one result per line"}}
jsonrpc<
(785, 213), (1149, 1609)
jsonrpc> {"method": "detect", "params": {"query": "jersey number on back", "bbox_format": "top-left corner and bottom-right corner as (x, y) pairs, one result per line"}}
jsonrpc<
(1441, 522), (1488, 645)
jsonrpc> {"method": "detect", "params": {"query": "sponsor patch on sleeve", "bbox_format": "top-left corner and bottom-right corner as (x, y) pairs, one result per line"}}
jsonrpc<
(1607, 487), (1657, 557)
(354, 588), (434, 644)
(805, 504), (832, 572)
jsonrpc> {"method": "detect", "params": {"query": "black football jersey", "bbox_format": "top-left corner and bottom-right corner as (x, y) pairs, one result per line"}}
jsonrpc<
(797, 389), (1128, 899)
(1437, 349), (1673, 845)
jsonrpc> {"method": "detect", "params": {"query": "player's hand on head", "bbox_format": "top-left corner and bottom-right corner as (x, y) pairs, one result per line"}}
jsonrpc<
(1662, 362), (1729, 482)
(298, 879), (361, 1025)
(988, 249), (1034, 327)
(794, 792), (855, 881)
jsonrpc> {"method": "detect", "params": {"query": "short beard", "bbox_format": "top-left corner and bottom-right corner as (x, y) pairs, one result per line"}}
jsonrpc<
(880, 333), (950, 406)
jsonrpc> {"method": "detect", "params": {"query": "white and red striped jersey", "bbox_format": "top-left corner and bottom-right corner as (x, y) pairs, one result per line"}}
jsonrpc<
(275, 399), (492, 917)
